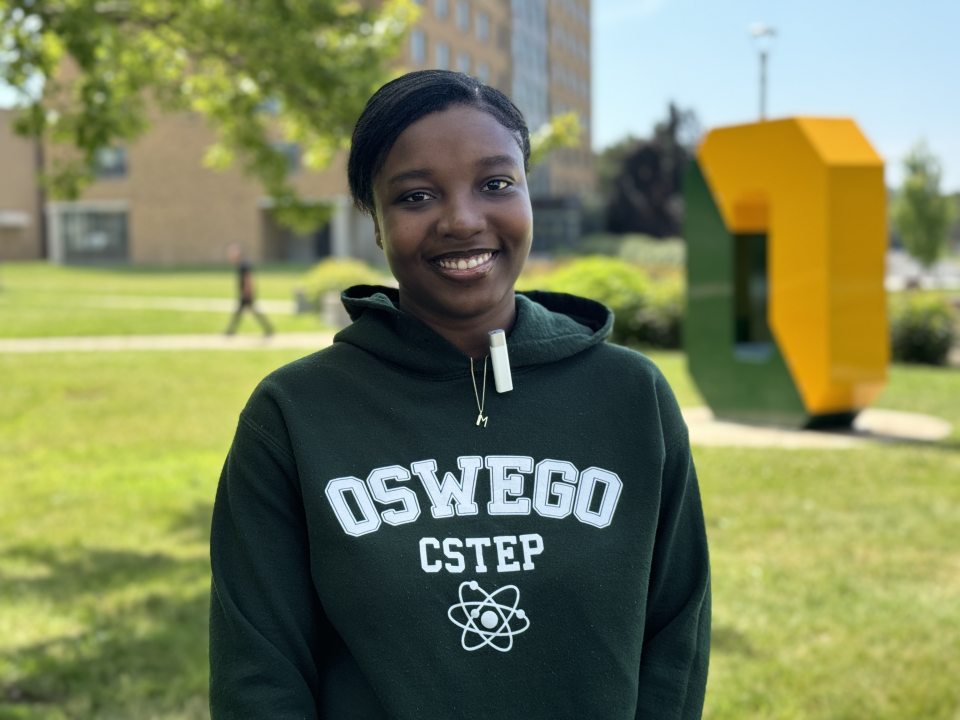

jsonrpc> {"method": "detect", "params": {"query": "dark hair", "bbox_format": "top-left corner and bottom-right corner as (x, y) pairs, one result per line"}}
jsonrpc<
(347, 70), (531, 215)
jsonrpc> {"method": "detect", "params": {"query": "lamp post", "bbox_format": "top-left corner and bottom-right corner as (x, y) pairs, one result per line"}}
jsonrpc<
(749, 23), (776, 120)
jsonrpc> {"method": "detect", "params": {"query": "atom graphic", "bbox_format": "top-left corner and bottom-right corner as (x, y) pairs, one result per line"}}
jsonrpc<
(447, 580), (530, 652)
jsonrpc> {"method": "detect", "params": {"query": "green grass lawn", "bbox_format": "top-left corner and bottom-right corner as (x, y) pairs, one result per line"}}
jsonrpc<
(0, 261), (312, 299)
(2, 349), (957, 719)
(1, 263), (958, 718)
(1, 349), (309, 719)
(0, 262), (329, 337)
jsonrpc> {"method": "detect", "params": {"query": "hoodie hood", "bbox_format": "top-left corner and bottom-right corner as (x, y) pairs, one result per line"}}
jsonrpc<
(335, 285), (612, 378)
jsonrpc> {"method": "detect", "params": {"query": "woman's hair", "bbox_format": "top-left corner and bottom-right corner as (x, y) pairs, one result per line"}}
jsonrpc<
(347, 69), (531, 215)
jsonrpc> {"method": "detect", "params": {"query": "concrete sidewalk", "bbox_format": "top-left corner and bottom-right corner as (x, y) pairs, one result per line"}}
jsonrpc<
(682, 406), (953, 448)
(0, 331), (335, 353)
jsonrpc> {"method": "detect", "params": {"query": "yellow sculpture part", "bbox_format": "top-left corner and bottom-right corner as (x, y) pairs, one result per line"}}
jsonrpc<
(697, 118), (888, 415)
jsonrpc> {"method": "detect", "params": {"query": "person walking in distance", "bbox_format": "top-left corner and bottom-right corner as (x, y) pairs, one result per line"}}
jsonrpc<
(224, 243), (273, 337)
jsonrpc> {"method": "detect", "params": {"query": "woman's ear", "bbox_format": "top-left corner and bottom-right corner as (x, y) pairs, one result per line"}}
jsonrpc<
(373, 217), (383, 250)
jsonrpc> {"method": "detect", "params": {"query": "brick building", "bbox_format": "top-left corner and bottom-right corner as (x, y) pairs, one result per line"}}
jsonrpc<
(0, 0), (592, 264)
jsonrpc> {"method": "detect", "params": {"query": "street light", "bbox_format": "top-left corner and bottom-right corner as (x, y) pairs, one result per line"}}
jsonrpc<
(749, 23), (776, 120)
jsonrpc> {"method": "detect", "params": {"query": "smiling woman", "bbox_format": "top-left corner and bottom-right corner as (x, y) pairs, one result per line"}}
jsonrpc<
(209, 70), (711, 720)
(372, 105), (533, 357)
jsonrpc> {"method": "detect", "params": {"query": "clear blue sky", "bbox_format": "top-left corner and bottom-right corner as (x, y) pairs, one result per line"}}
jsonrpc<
(593, 0), (960, 192)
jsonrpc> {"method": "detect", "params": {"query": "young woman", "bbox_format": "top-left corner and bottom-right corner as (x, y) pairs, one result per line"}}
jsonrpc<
(210, 70), (710, 719)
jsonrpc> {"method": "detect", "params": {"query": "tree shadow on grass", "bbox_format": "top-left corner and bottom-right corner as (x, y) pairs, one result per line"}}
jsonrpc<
(711, 624), (758, 658)
(2, 586), (210, 719)
(0, 503), (215, 720)
(1, 545), (185, 600)
(167, 501), (214, 545)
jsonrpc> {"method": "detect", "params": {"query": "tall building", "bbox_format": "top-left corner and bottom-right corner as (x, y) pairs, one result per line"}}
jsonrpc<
(0, 0), (592, 264)
(0, 112), (42, 260)
(0, 107), (363, 265)
(406, 0), (593, 250)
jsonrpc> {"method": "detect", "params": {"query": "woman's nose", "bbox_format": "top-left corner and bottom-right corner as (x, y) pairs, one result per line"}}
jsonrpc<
(437, 193), (485, 239)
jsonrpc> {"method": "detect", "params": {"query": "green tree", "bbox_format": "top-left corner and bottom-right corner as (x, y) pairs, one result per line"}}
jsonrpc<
(947, 192), (960, 253)
(528, 110), (581, 167)
(891, 141), (957, 270)
(0, 0), (415, 229)
(595, 102), (700, 238)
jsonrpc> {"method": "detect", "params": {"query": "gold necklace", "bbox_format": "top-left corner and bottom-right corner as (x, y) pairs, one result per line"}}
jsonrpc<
(470, 356), (489, 427)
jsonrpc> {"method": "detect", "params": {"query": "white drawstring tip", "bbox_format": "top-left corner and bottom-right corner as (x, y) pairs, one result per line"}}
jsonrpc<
(488, 329), (513, 393)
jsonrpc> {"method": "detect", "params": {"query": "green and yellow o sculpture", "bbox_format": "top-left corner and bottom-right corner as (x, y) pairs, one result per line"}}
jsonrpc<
(683, 118), (888, 428)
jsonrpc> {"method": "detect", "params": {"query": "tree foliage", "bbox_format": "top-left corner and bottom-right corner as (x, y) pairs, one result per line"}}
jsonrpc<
(891, 141), (957, 269)
(596, 103), (700, 238)
(949, 193), (960, 251)
(528, 110), (581, 167)
(0, 0), (415, 229)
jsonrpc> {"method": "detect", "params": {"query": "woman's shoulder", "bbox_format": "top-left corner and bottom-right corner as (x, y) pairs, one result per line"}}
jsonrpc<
(242, 342), (365, 414)
(584, 340), (669, 381)
(579, 342), (685, 418)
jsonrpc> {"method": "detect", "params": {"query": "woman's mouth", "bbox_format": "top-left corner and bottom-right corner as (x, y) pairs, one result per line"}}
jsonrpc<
(432, 250), (498, 278)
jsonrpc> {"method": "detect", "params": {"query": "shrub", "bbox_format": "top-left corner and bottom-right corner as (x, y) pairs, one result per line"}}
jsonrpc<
(625, 275), (685, 349)
(618, 235), (685, 273)
(555, 233), (686, 274)
(536, 255), (684, 348)
(302, 258), (387, 310)
(889, 293), (958, 365)
(556, 233), (624, 257)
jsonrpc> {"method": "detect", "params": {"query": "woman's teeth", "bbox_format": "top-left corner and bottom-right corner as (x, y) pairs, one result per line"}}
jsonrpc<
(437, 252), (493, 270)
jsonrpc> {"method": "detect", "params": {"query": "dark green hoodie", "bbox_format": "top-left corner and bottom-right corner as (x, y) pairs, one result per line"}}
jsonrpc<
(210, 287), (710, 719)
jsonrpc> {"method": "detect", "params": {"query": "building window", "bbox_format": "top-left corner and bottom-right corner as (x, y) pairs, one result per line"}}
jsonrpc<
(257, 96), (281, 115)
(476, 62), (490, 83)
(93, 146), (127, 179)
(476, 10), (489, 41)
(456, 52), (471, 74)
(60, 208), (129, 263)
(456, 0), (470, 30)
(498, 23), (510, 51)
(272, 142), (302, 174)
(435, 41), (450, 70)
(410, 28), (427, 63)
(435, 0), (448, 19)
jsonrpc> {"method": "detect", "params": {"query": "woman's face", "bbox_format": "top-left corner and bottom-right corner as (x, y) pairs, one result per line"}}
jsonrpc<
(371, 105), (533, 330)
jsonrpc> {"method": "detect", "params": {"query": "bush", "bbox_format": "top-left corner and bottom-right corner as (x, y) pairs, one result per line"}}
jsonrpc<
(889, 293), (958, 365)
(556, 233), (624, 257)
(618, 235), (685, 272)
(537, 255), (683, 348)
(556, 233), (686, 274)
(625, 275), (684, 349)
(302, 258), (387, 310)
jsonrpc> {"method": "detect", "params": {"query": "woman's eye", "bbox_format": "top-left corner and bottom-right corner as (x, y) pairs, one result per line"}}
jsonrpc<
(401, 191), (431, 203)
(482, 178), (512, 192)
